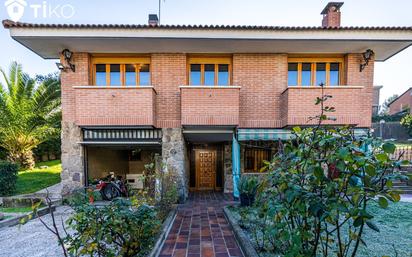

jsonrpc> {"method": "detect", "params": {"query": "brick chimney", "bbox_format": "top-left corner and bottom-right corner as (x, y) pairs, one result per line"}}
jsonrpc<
(321, 2), (344, 27)
(148, 14), (159, 26)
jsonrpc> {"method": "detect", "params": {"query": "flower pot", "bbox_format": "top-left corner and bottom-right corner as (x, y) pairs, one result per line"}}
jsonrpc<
(240, 193), (255, 206)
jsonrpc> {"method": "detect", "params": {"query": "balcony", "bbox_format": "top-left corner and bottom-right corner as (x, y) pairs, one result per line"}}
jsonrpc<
(281, 86), (371, 127)
(180, 86), (241, 126)
(74, 86), (156, 127)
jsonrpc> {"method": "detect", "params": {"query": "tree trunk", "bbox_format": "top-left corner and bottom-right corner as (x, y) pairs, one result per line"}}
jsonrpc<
(7, 150), (35, 169)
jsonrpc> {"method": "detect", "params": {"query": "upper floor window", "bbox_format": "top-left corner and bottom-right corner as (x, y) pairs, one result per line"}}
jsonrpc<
(288, 57), (344, 86)
(188, 56), (232, 86)
(92, 57), (151, 86)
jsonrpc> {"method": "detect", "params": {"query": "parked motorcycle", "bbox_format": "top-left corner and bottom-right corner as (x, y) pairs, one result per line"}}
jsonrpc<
(95, 173), (128, 201)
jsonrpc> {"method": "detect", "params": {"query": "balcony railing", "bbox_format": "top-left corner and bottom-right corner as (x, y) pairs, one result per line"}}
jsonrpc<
(180, 86), (240, 126)
(73, 86), (156, 126)
(281, 86), (370, 127)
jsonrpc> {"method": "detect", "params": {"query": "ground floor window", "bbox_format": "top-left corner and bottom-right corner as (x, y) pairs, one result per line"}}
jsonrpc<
(244, 147), (271, 173)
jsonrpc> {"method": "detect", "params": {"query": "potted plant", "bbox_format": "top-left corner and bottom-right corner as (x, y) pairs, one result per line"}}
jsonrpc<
(238, 176), (259, 206)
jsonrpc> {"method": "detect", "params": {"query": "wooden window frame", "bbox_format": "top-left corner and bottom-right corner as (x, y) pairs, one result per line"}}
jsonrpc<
(288, 57), (345, 87)
(91, 56), (151, 86)
(187, 56), (232, 86)
(244, 147), (271, 173)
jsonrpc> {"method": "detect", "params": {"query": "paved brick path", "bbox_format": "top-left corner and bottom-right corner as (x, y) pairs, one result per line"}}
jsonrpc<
(159, 192), (244, 257)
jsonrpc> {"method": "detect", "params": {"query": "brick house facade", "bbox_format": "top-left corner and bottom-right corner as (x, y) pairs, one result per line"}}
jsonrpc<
(4, 2), (412, 199)
(388, 88), (412, 115)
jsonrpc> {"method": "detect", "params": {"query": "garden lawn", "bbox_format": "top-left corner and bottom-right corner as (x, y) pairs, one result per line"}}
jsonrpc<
(354, 201), (412, 257)
(15, 160), (61, 195)
(0, 206), (32, 213)
(230, 201), (412, 257)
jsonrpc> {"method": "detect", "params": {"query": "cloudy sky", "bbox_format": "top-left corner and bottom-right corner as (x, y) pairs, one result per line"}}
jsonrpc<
(0, 0), (411, 104)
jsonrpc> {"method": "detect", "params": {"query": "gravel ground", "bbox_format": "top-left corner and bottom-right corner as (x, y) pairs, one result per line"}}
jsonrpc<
(0, 206), (73, 257)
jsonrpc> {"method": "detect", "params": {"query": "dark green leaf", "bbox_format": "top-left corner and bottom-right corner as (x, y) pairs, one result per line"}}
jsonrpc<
(365, 164), (376, 176)
(378, 197), (389, 209)
(314, 166), (324, 179)
(375, 153), (388, 162)
(353, 217), (363, 227)
(382, 143), (396, 154)
(365, 220), (380, 232)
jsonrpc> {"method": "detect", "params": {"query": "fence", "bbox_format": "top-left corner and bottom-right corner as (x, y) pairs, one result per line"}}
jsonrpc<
(390, 146), (412, 161)
(372, 122), (410, 141)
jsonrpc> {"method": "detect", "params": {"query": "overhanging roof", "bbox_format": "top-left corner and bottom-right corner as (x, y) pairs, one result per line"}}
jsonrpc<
(3, 20), (412, 61)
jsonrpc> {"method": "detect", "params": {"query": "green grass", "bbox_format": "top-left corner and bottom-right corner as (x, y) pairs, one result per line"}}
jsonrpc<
(0, 206), (33, 213)
(230, 201), (412, 257)
(354, 201), (412, 257)
(15, 160), (61, 195)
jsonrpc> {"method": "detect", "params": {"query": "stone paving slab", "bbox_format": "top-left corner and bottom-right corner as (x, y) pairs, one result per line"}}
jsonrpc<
(159, 191), (244, 257)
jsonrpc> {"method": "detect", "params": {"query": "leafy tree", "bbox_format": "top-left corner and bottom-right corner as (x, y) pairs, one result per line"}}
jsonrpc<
(380, 94), (398, 115)
(400, 114), (412, 136)
(0, 62), (61, 168)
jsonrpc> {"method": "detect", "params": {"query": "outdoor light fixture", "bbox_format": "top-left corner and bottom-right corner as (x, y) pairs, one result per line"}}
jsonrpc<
(56, 49), (75, 72)
(360, 49), (374, 72)
(55, 62), (65, 71)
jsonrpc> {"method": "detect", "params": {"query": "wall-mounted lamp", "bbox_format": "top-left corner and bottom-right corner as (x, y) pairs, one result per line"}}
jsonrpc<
(56, 49), (75, 72)
(360, 49), (374, 72)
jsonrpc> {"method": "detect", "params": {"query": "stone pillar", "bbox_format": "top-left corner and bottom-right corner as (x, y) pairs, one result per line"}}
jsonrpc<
(162, 128), (188, 202)
(61, 121), (84, 196)
(224, 143), (233, 193)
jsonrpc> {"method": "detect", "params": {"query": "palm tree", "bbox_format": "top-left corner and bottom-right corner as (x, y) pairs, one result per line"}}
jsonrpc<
(0, 62), (61, 169)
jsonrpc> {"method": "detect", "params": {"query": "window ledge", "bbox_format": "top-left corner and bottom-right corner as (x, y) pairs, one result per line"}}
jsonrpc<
(179, 85), (241, 89)
(73, 85), (154, 89)
(282, 85), (363, 94)
(73, 85), (157, 93)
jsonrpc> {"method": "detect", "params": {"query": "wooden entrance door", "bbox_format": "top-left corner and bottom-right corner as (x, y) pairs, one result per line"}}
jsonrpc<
(195, 150), (216, 190)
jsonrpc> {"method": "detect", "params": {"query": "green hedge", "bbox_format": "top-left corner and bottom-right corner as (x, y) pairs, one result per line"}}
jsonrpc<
(0, 161), (19, 196)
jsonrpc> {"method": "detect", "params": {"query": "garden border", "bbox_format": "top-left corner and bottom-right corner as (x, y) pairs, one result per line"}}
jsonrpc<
(223, 206), (260, 257)
(0, 205), (56, 229)
(148, 205), (178, 257)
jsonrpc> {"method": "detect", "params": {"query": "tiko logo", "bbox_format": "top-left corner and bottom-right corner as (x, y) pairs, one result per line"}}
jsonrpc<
(4, 0), (75, 21)
(4, 0), (27, 22)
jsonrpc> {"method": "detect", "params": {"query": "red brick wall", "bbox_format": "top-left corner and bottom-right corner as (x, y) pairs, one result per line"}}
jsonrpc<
(152, 54), (186, 128)
(181, 87), (240, 125)
(60, 52), (374, 128)
(233, 54), (287, 128)
(345, 53), (374, 127)
(322, 12), (341, 27)
(74, 87), (156, 126)
(60, 53), (90, 123)
(282, 87), (365, 126)
(389, 89), (412, 115)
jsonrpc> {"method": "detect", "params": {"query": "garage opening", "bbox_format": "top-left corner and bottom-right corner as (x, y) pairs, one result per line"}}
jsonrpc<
(81, 128), (162, 188)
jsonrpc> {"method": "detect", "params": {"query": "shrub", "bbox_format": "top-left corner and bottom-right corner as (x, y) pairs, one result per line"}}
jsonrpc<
(238, 176), (259, 206)
(0, 161), (19, 196)
(65, 199), (161, 257)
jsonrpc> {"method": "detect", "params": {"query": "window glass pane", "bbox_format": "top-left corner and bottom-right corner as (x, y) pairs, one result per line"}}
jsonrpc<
(244, 148), (271, 173)
(301, 63), (312, 86)
(316, 63), (326, 86)
(204, 64), (215, 85)
(110, 64), (121, 86)
(288, 63), (298, 86)
(95, 64), (106, 85)
(190, 64), (201, 85)
(125, 64), (136, 86)
(330, 63), (340, 86)
(218, 64), (229, 85)
(139, 64), (150, 85)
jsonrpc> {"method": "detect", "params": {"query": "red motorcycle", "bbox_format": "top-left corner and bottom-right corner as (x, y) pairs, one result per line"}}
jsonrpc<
(95, 174), (128, 201)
